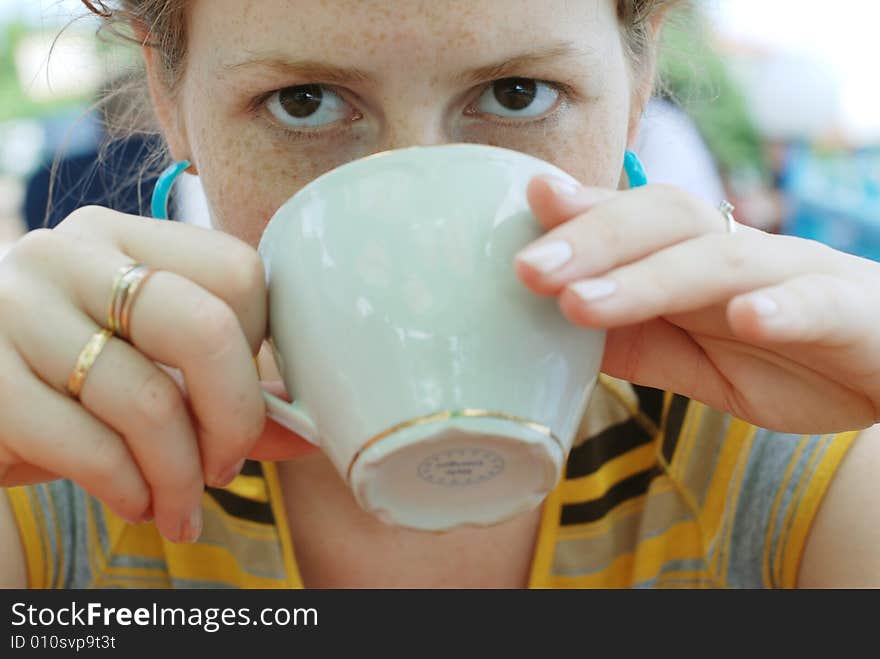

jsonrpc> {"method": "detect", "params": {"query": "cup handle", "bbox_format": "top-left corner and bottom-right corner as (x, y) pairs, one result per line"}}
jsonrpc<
(262, 391), (322, 447)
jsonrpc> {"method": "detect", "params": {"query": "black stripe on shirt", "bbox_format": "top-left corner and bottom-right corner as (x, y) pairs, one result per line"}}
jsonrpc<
(240, 460), (264, 477)
(661, 394), (690, 464)
(564, 417), (654, 480)
(559, 467), (662, 526)
(205, 488), (275, 525)
(633, 384), (664, 428)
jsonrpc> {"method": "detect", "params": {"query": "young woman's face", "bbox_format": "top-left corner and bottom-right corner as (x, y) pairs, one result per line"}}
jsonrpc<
(163, 0), (646, 246)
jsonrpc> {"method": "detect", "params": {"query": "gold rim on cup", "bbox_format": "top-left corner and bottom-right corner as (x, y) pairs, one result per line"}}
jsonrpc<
(67, 328), (113, 400)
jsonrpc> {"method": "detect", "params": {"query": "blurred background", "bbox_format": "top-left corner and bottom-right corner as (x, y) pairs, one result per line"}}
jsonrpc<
(0, 0), (878, 260)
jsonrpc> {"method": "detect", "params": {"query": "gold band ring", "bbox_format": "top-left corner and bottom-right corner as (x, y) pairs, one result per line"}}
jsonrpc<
(67, 328), (113, 400)
(106, 263), (134, 334)
(719, 200), (738, 235)
(119, 265), (158, 341)
(107, 263), (159, 341)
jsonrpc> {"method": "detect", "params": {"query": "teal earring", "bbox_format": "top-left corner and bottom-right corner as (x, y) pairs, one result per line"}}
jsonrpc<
(623, 150), (648, 188)
(151, 160), (191, 220)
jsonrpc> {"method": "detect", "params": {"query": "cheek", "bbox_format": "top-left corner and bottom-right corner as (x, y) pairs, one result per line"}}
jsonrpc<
(549, 83), (633, 188)
(463, 111), (627, 190)
(195, 117), (626, 248)
(519, 116), (626, 190)
(184, 86), (630, 247)
(187, 114), (374, 247)
(458, 75), (631, 189)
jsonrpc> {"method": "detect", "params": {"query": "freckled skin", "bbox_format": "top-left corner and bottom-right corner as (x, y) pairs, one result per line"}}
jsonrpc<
(152, 0), (653, 587)
(170, 0), (644, 247)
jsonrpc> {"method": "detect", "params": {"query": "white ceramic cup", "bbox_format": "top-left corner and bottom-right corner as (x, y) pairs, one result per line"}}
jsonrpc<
(259, 144), (605, 531)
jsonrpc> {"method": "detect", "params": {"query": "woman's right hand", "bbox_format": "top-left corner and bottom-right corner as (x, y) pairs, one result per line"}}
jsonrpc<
(0, 206), (311, 544)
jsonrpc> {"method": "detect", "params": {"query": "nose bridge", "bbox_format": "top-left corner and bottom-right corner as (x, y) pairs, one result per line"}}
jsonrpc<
(380, 102), (450, 150)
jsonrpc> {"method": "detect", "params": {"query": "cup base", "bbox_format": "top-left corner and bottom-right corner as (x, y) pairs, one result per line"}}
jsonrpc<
(348, 414), (565, 532)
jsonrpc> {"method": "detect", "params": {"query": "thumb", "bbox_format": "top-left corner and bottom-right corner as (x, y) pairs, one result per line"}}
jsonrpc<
(248, 380), (321, 461)
(246, 417), (320, 461)
(158, 364), (319, 462)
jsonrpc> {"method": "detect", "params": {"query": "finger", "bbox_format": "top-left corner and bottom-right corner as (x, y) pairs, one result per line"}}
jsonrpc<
(1, 464), (60, 487)
(249, 417), (321, 462)
(599, 318), (734, 410)
(7, 300), (205, 542)
(526, 176), (617, 231)
(79, 335), (206, 543)
(727, 273), (872, 348)
(248, 380), (320, 461)
(517, 184), (726, 296)
(9, 233), (266, 488)
(52, 208), (267, 351)
(603, 317), (877, 433)
(558, 230), (836, 329)
(128, 272), (265, 485)
(157, 367), (316, 462)
(0, 342), (151, 525)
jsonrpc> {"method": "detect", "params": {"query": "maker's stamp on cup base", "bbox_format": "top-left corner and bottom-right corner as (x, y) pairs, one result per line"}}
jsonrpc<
(417, 448), (504, 486)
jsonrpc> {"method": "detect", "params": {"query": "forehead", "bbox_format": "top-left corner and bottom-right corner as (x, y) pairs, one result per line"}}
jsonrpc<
(187, 0), (620, 70)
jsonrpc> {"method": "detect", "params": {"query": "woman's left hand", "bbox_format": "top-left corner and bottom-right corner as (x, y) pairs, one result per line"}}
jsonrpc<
(516, 177), (880, 434)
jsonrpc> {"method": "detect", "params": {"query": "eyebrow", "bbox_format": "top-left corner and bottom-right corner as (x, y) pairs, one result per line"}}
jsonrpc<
(455, 42), (589, 85)
(221, 54), (374, 86)
(221, 41), (587, 87)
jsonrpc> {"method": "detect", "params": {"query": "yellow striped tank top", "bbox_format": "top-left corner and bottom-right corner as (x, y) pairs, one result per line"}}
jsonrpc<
(7, 376), (856, 589)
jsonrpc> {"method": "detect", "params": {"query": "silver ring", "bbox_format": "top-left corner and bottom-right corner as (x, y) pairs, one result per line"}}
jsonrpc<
(719, 200), (737, 235)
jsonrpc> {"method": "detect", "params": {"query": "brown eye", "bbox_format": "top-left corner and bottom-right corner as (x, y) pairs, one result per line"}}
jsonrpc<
(278, 85), (323, 117)
(492, 78), (537, 111)
(266, 84), (350, 128)
(473, 78), (560, 119)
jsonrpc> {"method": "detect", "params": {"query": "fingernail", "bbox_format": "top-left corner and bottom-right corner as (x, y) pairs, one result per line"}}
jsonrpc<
(517, 240), (573, 274)
(180, 506), (203, 544)
(545, 176), (581, 198)
(749, 294), (779, 317)
(570, 279), (618, 302)
(214, 459), (245, 487)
